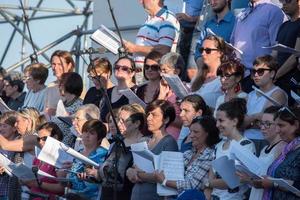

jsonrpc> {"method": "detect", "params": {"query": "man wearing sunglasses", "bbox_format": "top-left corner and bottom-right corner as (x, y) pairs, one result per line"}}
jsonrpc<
(231, 0), (284, 93)
(124, 0), (180, 84)
(273, 0), (300, 106)
(194, 0), (235, 67)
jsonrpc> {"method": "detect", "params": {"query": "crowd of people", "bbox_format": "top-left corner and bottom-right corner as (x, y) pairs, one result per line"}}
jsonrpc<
(0, 0), (299, 200)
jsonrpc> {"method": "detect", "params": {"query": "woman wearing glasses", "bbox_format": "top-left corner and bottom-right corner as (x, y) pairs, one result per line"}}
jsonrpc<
(245, 55), (288, 153)
(214, 59), (247, 116)
(100, 56), (136, 122)
(22, 122), (65, 200)
(191, 35), (229, 109)
(250, 107), (300, 200)
(83, 57), (114, 107)
(238, 106), (286, 200)
(154, 116), (220, 200)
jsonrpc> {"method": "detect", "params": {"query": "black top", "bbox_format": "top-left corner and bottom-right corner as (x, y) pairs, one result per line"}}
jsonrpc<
(100, 86), (137, 122)
(83, 86), (103, 107)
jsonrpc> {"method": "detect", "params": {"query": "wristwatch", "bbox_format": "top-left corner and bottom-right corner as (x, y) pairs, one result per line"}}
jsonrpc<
(204, 180), (210, 188)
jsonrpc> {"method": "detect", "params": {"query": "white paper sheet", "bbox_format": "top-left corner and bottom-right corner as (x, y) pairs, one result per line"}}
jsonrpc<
(291, 91), (300, 104)
(156, 151), (184, 196)
(37, 137), (74, 168)
(91, 25), (121, 55)
(262, 44), (300, 56)
(131, 142), (155, 173)
(119, 88), (146, 108)
(0, 97), (11, 113)
(212, 156), (240, 189)
(230, 140), (264, 176)
(60, 143), (100, 168)
(161, 73), (189, 99)
(0, 153), (14, 176)
(56, 99), (69, 117)
(268, 178), (300, 197)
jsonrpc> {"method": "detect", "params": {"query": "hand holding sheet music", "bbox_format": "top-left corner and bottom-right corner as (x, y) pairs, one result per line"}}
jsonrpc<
(91, 24), (121, 55)
(161, 73), (189, 99)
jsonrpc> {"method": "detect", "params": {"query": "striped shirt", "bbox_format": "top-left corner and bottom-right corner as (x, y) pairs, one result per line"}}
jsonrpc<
(134, 7), (180, 67)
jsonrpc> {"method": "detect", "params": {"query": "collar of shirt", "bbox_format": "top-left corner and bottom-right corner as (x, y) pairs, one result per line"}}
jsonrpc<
(212, 11), (235, 23)
(156, 6), (167, 17)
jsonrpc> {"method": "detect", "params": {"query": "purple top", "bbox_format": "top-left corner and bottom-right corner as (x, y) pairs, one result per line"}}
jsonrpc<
(231, 1), (284, 71)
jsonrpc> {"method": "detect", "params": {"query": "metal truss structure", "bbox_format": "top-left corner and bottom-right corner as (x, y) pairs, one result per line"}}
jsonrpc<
(0, 0), (95, 72)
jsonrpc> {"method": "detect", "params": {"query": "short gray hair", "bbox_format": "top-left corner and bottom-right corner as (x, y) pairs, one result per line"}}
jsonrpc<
(76, 104), (100, 120)
(160, 52), (185, 73)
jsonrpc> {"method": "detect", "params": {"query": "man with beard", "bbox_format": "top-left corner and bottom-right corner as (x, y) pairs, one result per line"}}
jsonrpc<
(194, 0), (235, 67)
(230, 0), (284, 93)
(124, 0), (180, 84)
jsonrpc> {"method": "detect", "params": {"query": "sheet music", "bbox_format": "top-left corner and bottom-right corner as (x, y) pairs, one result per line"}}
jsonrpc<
(262, 44), (300, 56)
(131, 142), (155, 173)
(0, 97), (11, 113)
(252, 86), (282, 106)
(161, 73), (189, 99)
(206, 28), (243, 55)
(60, 143), (100, 168)
(0, 153), (13, 176)
(56, 99), (69, 117)
(235, 164), (262, 180)
(291, 91), (300, 104)
(212, 156), (240, 189)
(156, 151), (184, 196)
(268, 178), (300, 197)
(230, 140), (264, 176)
(100, 25), (120, 43)
(37, 137), (74, 168)
(91, 25), (121, 55)
(119, 88), (146, 108)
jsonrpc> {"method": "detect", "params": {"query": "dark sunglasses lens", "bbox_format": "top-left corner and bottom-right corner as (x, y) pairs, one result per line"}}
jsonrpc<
(145, 64), (159, 71)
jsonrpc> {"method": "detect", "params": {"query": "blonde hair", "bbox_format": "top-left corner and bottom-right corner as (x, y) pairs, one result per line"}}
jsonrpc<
(18, 107), (40, 134)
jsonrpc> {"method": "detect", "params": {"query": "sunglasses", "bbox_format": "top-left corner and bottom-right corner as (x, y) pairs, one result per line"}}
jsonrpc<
(256, 121), (275, 129)
(250, 68), (272, 77)
(199, 47), (219, 54)
(114, 65), (133, 73)
(218, 72), (238, 79)
(144, 64), (160, 71)
(37, 136), (48, 142)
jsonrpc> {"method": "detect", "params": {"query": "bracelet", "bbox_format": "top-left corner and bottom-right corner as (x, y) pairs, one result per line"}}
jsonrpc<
(162, 179), (167, 187)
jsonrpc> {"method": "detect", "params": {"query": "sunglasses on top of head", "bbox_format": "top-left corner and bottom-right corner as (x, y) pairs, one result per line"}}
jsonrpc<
(144, 64), (160, 71)
(250, 68), (272, 77)
(199, 47), (219, 54)
(114, 65), (134, 73)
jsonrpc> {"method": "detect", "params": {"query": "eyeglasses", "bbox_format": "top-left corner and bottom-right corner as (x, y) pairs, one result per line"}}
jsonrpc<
(257, 121), (275, 129)
(144, 64), (160, 71)
(250, 68), (272, 77)
(22, 76), (33, 82)
(199, 47), (219, 54)
(37, 136), (48, 142)
(219, 73), (238, 80)
(114, 65), (134, 73)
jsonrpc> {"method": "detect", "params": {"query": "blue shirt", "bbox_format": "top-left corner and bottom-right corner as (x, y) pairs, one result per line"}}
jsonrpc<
(194, 11), (236, 61)
(69, 147), (108, 200)
(231, 1), (284, 70)
(180, 0), (204, 28)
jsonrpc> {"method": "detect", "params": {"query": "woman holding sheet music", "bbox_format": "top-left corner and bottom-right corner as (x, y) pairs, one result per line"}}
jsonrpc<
(209, 98), (256, 200)
(0, 108), (41, 200)
(237, 106), (286, 200)
(251, 107), (300, 200)
(153, 115), (220, 199)
(127, 100), (178, 200)
(65, 119), (107, 200)
(22, 122), (65, 200)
